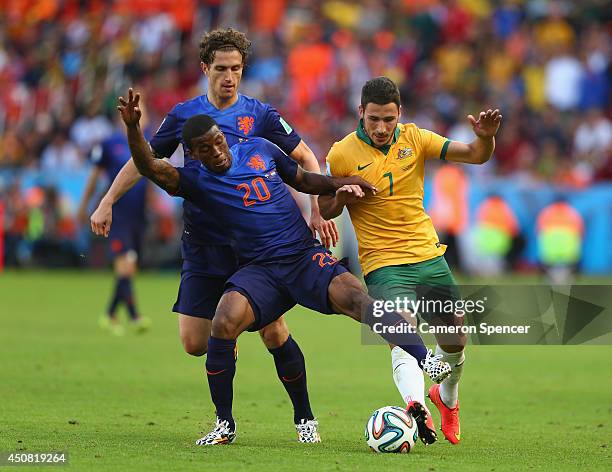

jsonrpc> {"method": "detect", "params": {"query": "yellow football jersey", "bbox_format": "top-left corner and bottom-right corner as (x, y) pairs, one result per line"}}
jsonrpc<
(326, 122), (451, 276)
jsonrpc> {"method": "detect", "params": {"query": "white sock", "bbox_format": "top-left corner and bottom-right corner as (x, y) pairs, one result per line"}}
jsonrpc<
(435, 345), (465, 408)
(391, 346), (426, 408)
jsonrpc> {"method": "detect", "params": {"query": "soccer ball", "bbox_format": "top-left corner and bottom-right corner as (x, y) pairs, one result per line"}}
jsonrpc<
(365, 406), (419, 453)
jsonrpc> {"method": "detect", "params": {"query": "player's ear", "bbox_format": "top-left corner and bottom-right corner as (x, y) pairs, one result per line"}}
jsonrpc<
(358, 105), (364, 119)
(200, 62), (209, 75)
(398, 104), (402, 121)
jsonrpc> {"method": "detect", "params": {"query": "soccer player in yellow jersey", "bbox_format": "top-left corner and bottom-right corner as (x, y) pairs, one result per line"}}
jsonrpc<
(320, 77), (502, 445)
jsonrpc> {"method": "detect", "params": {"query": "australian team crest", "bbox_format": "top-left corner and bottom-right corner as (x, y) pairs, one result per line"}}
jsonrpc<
(237, 115), (255, 136)
(397, 147), (413, 160)
(247, 154), (266, 171)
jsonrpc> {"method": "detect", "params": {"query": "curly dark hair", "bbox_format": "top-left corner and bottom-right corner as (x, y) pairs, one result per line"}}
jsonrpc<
(199, 28), (252, 65)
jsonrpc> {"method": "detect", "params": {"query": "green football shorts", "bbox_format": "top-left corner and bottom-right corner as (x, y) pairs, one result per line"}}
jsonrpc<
(364, 256), (460, 322)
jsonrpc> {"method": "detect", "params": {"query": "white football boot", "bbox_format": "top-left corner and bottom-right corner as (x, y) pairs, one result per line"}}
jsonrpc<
(195, 417), (236, 446)
(295, 419), (321, 443)
(421, 349), (452, 383)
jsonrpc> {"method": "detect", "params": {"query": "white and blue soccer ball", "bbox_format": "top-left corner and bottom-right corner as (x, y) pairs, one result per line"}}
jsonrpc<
(365, 406), (419, 453)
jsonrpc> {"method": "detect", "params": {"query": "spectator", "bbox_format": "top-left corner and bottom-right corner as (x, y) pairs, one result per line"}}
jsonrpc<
(0, 0), (609, 270)
(40, 127), (83, 171)
(544, 49), (585, 111)
(574, 108), (612, 159)
(536, 198), (584, 283)
(473, 194), (524, 273)
(69, 101), (113, 155)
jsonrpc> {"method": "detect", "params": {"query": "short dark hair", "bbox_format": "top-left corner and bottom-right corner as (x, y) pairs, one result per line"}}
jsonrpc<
(199, 28), (251, 65)
(182, 115), (218, 149)
(360, 76), (401, 109)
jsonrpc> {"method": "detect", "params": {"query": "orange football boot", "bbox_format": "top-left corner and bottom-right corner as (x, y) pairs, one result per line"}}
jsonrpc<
(428, 384), (461, 444)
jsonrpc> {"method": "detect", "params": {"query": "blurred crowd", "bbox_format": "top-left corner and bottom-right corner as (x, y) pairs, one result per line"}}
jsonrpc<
(0, 0), (610, 270)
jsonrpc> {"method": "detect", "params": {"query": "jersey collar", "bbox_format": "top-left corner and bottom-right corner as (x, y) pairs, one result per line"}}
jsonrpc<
(203, 93), (242, 112)
(356, 120), (400, 156)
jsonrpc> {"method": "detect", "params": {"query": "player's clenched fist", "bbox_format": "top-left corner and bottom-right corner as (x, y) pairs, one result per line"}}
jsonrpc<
(117, 88), (142, 127)
(90, 201), (112, 237)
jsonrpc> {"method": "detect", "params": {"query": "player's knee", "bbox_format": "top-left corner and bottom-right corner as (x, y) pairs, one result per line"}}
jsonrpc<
(115, 253), (137, 277)
(211, 312), (242, 339)
(182, 336), (208, 357)
(211, 291), (254, 339)
(345, 286), (370, 320)
(329, 273), (369, 320)
(259, 319), (289, 349)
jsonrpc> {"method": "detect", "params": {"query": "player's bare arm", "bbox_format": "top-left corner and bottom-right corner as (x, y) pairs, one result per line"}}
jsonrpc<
(318, 185), (367, 220)
(118, 88), (180, 194)
(445, 108), (502, 164)
(289, 140), (339, 247)
(289, 167), (377, 197)
(78, 166), (103, 225)
(90, 159), (141, 237)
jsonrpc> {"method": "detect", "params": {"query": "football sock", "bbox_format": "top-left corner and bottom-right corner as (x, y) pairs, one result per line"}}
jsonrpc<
(364, 302), (428, 365)
(121, 277), (138, 320)
(206, 336), (237, 429)
(391, 346), (425, 407)
(107, 277), (124, 316)
(268, 335), (314, 424)
(435, 345), (465, 408)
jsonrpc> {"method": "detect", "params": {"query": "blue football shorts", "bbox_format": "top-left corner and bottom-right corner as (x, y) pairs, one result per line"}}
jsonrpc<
(172, 241), (238, 319)
(224, 246), (349, 331)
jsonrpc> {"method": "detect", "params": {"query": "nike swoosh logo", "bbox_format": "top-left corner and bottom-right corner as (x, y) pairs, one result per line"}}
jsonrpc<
(206, 369), (227, 376)
(357, 162), (373, 170)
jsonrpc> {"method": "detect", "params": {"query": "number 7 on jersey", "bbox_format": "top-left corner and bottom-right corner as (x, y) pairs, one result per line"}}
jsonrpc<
(383, 172), (394, 196)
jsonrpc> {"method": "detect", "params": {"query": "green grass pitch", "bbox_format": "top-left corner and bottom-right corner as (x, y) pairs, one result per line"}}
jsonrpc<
(0, 271), (610, 471)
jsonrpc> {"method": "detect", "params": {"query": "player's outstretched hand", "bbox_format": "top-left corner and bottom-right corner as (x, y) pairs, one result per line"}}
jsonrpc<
(468, 108), (502, 139)
(117, 88), (142, 127)
(335, 184), (367, 206)
(338, 176), (378, 195)
(310, 212), (339, 248)
(90, 201), (112, 237)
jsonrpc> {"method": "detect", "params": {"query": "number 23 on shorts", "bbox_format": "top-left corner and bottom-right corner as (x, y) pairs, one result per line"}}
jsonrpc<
(312, 252), (339, 267)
